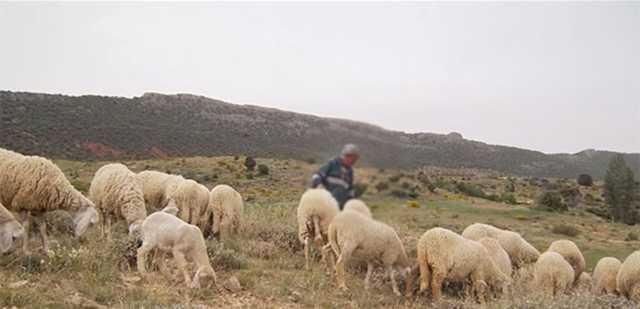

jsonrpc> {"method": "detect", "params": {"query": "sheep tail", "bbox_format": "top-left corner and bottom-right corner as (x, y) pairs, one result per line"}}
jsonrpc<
(328, 222), (340, 257)
(417, 244), (431, 294)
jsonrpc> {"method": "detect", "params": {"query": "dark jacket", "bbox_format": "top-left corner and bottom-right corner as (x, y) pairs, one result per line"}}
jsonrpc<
(310, 157), (354, 209)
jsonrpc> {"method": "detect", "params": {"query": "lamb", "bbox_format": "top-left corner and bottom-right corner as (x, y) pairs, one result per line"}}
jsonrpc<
(532, 251), (575, 296)
(343, 199), (372, 218)
(592, 257), (621, 295)
(412, 227), (510, 303)
(137, 170), (185, 210)
(296, 188), (340, 270)
(462, 223), (540, 268)
(89, 163), (147, 235)
(616, 250), (640, 301)
(0, 148), (99, 252)
(478, 237), (513, 277)
(327, 210), (411, 296)
(137, 210), (218, 289)
(206, 184), (243, 239)
(0, 202), (25, 253)
(547, 239), (585, 286)
(165, 179), (210, 229)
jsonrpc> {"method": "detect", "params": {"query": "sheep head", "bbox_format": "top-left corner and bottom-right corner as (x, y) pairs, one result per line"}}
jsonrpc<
(128, 219), (144, 236)
(73, 201), (99, 238)
(0, 220), (25, 254)
(190, 265), (218, 289)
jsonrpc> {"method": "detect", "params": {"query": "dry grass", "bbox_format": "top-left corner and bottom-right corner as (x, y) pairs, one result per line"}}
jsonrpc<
(1, 156), (638, 308)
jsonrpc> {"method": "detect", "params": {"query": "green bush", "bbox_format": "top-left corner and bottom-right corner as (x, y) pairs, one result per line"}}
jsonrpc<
(353, 183), (368, 198)
(551, 223), (580, 237)
(537, 191), (567, 212)
(257, 164), (269, 176)
(500, 193), (517, 205)
(577, 174), (594, 186)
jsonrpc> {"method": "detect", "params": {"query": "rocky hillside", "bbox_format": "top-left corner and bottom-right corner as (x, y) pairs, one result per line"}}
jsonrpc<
(1, 91), (638, 178)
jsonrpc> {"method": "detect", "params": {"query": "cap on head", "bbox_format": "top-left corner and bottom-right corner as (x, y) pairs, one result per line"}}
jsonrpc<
(341, 144), (360, 157)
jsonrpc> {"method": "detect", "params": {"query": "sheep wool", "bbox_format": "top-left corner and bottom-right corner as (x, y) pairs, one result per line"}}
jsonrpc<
(617, 250), (640, 302)
(207, 184), (243, 239)
(533, 251), (575, 296)
(89, 163), (147, 234)
(592, 257), (621, 295)
(327, 210), (411, 296)
(137, 170), (185, 210)
(478, 237), (513, 277)
(547, 239), (585, 285)
(0, 202), (25, 253)
(414, 227), (510, 303)
(463, 223), (540, 268)
(0, 148), (98, 251)
(165, 179), (209, 228)
(343, 199), (372, 218)
(296, 188), (339, 270)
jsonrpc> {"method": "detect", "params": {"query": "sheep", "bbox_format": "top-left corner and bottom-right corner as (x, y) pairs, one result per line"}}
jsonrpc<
(0, 202), (25, 253)
(326, 210), (411, 296)
(532, 251), (575, 296)
(592, 257), (621, 295)
(462, 223), (540, 268)
(137, 210), (218, 289)
(165, 179), (210, 229)
(616, 250), (640, 302)
(412, 227), (510, 303)
(296, 188), (340, 270)
(547, 239), (585, 286)
(89, 163), (147, 236)
(206, 184), (243, 239)
(343, 199), (372, 218)
(577, 272), (592, 292)
(478, 237), (513, 278)
(0, 148), (99, 252)
(137, 170), (185, 210)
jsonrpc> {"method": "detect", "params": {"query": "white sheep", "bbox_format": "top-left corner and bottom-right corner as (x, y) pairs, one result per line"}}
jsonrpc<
(137, 170), (185, 210)
(532, 251), (575, 296)
(577, 272), (593, 292)
(616, 250), (640, 302)
(0, 202), (25, 253)
(0, 148), (99, 252)
(89, 163), (147, 235)
(296, 188), (339, 270)
(462, 223), (540, 268)
(592, 257), (621, 295)
(326, 210), (411, 296)
(137, 210), (218, 289)
(206, 184), (243, 239)
(547, 239), (585, 286)
(412, 227), (510, 303)
(478, 237), (513, 278)
(165, 179), (210, 229)
(343, 199), (372, 218)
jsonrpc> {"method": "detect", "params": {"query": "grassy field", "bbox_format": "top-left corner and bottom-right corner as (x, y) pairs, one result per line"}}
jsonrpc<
(1, 156), (638, 308)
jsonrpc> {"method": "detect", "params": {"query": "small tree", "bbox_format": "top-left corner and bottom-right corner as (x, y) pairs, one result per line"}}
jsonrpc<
(244, 156), (256, 171)
(577, 174), (594, 186)
(604, 154), (638, 224)
(257, 164), (269, 176)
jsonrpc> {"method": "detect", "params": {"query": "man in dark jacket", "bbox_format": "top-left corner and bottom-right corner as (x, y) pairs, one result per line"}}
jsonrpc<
(310, 144), (359, 209)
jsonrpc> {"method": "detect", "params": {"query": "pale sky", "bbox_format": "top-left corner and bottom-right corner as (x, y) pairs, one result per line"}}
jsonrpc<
(1, 2), (638, 154)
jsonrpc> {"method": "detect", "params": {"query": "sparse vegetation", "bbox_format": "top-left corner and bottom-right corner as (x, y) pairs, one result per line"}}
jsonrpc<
(537, 191), (567, 212)
(257, 164), (269, 176)
(551, 223), (580, 237)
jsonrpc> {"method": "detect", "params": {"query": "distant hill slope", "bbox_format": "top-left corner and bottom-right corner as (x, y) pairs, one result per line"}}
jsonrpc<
(1, 91), (638, 178)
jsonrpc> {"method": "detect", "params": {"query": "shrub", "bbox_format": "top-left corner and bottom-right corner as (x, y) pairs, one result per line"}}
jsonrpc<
(401, 181), (411, 189)
(353, 183), (368, 198)
(304, 157), (316, 164)
(244, 156), (256, 171)
(206, 240), (248, 270)
(245, 171), (254, 179)
(257, 164), (269, 176)
(500, 193), (517, 205)
(456, 182), (487, 199)
(577, 174), (594, 187)
(537, 191), (567, 212)
(375, 181), (389, 192)
(390, 189), (408, 198)
(625, 232), (639, 241)
(551, 223), (580, 237)
(406, 200), (420, 208)
(388, 174), (401, 183)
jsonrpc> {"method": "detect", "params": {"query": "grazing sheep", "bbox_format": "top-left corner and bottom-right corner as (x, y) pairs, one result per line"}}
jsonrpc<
(462, 223), (540, 268)
(343, 199), (372, 218)
(478, 237), (513, 278)
(206, 184), (243, 239)
(547, 239), (585, 286)
(616, 250), (640, 302)
(0, 202), (25, 253)
(327, 210), (411, 296)
(137, 211), (218, 289)
(412, 228), (510, 303)
(577, 272), (592, 291)
(89, 163), (147, 235)
(165, 179), (210, 228)
(533, 251), (575, 296)
(0, 148), (99, 252)
(296, 188), (340, 270)
(592, 257), (621, 295)
(137, 170), (185, 210)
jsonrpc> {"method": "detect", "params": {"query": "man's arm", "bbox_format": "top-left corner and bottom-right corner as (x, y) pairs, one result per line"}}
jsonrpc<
(310, 161), (333, 188)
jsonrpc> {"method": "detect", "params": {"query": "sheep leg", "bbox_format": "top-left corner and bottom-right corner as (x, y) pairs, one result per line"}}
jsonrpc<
(418, 253), (430, 295)
(38, 221), (49, 253)
(304, 237), (311, 270)
(21, 213), (31, 253)
(172, 249), (192, 287)
(136, 241), (153, 275)
(431, 270), (445, 303)
(386, 265), (401, 296)
(364, 262), (373, 290)
(312, 216), (322, 243)
(105, 215), (112, 241)
(323, 244), (336, 274)
(336, 242), (355, 292)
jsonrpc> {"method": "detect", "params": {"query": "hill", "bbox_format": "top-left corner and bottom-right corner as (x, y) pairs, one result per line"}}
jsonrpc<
(1, 90), (638, 178)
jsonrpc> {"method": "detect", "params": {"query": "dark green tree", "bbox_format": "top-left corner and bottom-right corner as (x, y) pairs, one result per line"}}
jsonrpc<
(604, 154), (638, 224)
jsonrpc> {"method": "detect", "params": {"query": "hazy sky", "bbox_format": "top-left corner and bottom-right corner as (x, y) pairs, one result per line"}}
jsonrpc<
(1, 2), (638, 154)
